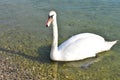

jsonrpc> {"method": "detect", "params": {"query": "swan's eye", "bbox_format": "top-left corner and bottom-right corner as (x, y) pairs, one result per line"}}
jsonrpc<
(48, 15), (53, 18)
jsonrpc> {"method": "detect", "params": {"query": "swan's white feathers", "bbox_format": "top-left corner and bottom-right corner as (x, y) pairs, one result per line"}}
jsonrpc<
(59, 33), (104, 50)
(58, 33), (105, 60)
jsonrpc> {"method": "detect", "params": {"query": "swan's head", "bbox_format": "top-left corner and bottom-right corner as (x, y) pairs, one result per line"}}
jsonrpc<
(46, 11), (57, 27)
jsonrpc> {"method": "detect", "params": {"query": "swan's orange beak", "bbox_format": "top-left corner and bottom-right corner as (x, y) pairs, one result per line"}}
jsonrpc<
(46, 18), (53, 27)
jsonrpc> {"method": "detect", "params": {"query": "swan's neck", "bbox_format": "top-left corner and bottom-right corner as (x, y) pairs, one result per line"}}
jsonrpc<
(52, 20), (58, 49)
(50, 17), (59, 60)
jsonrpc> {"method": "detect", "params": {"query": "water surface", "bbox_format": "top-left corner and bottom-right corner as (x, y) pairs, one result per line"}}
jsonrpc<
(0, 0), (120, 80)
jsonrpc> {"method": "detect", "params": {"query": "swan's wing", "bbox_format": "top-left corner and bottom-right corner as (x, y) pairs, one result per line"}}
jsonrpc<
(58, 33), (104, 50)
(58, 33), (105, 60)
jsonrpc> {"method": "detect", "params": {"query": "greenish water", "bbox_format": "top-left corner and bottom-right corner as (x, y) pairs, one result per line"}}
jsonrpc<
(0, 0), (120, 80)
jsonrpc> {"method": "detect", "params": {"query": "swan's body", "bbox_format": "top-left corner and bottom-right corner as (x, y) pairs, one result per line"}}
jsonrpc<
(46, 11), (117, 61)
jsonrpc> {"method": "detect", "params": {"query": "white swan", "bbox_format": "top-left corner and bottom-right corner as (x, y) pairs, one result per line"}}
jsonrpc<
(46, 11), (118, 61)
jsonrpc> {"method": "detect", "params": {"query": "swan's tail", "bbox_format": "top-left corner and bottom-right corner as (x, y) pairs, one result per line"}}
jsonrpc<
(104, 40), (118, 51)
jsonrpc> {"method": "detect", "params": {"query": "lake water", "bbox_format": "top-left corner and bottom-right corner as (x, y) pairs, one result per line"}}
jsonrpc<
(0, 0), (120, 80)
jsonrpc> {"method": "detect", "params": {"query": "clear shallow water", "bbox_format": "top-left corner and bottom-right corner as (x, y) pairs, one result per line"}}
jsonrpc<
(0, 0), (120, 79)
